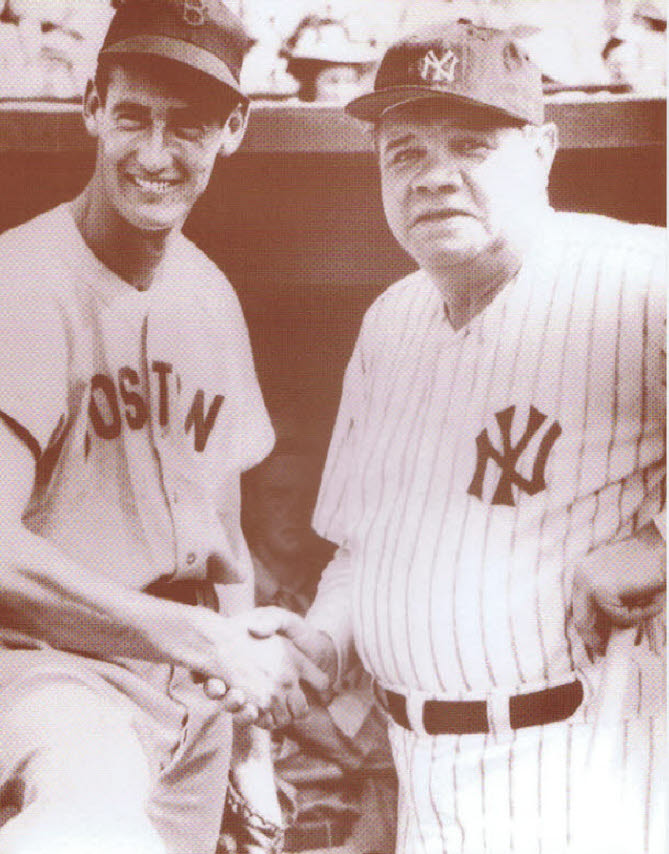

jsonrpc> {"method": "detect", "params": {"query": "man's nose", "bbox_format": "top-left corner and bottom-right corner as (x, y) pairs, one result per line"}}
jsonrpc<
(135, 123), (174, 172)
(414, 154), (462, 194)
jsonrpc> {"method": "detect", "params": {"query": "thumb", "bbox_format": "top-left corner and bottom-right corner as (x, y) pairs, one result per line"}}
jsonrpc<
(247, 605), (302, 639)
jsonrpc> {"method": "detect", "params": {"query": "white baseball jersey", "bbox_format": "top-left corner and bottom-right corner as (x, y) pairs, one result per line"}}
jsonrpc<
(309, 209), (665, 853)
(0, 202), (273, 602)
(0, 201), (274, 854)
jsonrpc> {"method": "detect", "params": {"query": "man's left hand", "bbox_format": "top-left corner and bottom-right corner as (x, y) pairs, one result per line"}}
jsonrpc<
(571, 522), (666, 658)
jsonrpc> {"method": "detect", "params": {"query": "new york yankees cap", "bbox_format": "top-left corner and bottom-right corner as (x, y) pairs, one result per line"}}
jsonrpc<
(346, 19), (544, 125)
(101, 0), (253, 99)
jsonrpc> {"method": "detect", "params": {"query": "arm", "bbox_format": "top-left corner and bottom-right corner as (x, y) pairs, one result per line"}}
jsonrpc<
(306, 545), (356, 683)
(243, 328), (370, 697)
(0, 424), (328, 716)
(572, 253), (666, 658)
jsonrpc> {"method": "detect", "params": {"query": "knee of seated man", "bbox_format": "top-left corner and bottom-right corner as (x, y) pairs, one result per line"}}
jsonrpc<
(3, 679), (152, 808)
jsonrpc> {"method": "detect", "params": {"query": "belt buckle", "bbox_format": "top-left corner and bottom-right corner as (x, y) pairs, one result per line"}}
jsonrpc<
(486, 690), (512, 737)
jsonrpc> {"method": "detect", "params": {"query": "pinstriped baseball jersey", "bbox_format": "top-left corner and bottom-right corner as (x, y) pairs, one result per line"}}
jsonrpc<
(311, 210), (665, 707)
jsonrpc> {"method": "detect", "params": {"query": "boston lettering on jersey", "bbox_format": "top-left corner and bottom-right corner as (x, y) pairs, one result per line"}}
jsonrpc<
(468, 405), (562, 507)
(86, 360), (224, 454)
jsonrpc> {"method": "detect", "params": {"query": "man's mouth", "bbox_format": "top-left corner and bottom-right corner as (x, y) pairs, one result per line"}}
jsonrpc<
(127, 175), (181, 195)
(413, 209), (471, 226)
(413, 208), (471, 225)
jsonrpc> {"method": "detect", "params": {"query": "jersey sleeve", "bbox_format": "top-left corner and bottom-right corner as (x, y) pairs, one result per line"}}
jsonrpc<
(206, 271), (275, 473)
(0, 269), (68, 459)
(307, 544), (356, 684)
(312, 327), (368, 545)
(309, 323), (371, 676)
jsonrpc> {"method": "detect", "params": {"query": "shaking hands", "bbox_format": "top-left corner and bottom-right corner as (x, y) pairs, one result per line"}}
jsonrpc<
(200, 607), (338, 729)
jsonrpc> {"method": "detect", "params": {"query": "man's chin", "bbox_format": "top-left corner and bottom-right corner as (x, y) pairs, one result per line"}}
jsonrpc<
(117, 201), (187, 233)
(415, 241), (485, 270)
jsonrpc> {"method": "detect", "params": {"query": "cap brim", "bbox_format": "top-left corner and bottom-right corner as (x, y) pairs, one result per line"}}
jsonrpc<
(346, 86), (532, 124)
(102, 35), (245, 99)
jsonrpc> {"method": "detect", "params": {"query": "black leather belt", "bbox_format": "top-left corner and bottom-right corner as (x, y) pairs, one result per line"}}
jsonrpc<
(144, 579), (219, 611)
(384, 680), (584, 735)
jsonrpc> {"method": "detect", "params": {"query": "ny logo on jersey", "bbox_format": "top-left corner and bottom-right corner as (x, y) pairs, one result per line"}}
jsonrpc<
(417, 48), (460, 84)
(467, 405), (562, 507)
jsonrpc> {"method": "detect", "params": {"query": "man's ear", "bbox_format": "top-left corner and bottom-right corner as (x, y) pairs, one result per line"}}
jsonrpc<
(219, 102), (250, 157)
(534, 121), (558, 185)
(82, 79), (103, 138)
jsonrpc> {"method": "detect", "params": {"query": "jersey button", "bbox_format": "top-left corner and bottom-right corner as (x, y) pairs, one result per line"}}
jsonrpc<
(186, 552), (197, 565)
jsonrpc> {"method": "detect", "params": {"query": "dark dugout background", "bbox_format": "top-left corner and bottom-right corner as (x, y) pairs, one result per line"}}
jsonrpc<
(0, 98), (665, 461)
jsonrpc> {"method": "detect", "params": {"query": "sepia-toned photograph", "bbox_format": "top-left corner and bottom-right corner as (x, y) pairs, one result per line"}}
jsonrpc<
(0, 1), (665, 852)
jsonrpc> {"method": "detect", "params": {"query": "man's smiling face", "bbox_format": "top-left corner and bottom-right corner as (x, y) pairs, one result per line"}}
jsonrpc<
(376, 101), (553, 271)
(85, 61), (231, 232)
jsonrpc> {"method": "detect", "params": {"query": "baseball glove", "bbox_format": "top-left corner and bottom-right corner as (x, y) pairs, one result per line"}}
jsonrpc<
(219, 780), (285, 854)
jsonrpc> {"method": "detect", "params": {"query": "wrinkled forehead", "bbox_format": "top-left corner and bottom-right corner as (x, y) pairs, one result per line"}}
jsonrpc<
(376, 98), (524, 141)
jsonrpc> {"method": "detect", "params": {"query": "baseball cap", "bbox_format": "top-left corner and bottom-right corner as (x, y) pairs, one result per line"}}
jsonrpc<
(346, 19), (544, 125)
(100, 0), (253, 99)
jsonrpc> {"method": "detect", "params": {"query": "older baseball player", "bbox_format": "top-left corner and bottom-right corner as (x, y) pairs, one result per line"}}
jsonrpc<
(0, 2), (330, 853)
(251, 19), (666, 854)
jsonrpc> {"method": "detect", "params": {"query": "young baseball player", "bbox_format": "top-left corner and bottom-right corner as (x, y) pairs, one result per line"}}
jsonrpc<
(0, 2), (329, 853)
(251, 19), (666, 854)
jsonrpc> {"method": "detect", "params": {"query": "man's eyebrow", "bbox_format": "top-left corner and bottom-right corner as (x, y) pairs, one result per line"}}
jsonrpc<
(382, 133), (417, 154)
(112, 100), (147, 114)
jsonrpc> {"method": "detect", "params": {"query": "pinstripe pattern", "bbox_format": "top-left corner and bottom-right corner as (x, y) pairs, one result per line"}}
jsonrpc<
(315, 211), (664, 696)
(386, 713), (664, 854)
(312, 211), (665, 853)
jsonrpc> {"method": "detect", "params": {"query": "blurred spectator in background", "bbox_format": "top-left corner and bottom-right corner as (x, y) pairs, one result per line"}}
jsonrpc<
(243, 436), (332, 606)
(0, 0), (664, 101)
(238, 4), (299, 100)
(233, 436), (397, 854)
(0, 0), (111, 98)
(280, 15), (379, 103)
(603, 0), (666, 92)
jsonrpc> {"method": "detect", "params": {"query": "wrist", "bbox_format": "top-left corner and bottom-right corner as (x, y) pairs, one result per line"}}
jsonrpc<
(149, 601), (228, 677)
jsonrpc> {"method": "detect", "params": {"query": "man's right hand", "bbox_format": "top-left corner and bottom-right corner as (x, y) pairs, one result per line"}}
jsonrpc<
(186, 609), (330, 728)
(245, 606), (338, 691)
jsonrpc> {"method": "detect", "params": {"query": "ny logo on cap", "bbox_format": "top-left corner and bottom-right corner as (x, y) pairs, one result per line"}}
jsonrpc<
(417, 48), (460, 84)
(182, 0), (207, 26)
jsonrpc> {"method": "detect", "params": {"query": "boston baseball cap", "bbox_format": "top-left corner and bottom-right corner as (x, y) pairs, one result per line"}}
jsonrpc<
(346, 19), (544, 125)
(100, 0), (253, 99)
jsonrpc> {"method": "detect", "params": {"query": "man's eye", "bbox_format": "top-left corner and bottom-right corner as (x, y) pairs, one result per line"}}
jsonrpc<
(116, 114), (145, 130)
(459, 138), (494, 156)
(389, 148), (422, 165)
(175, 123), (207, 141)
